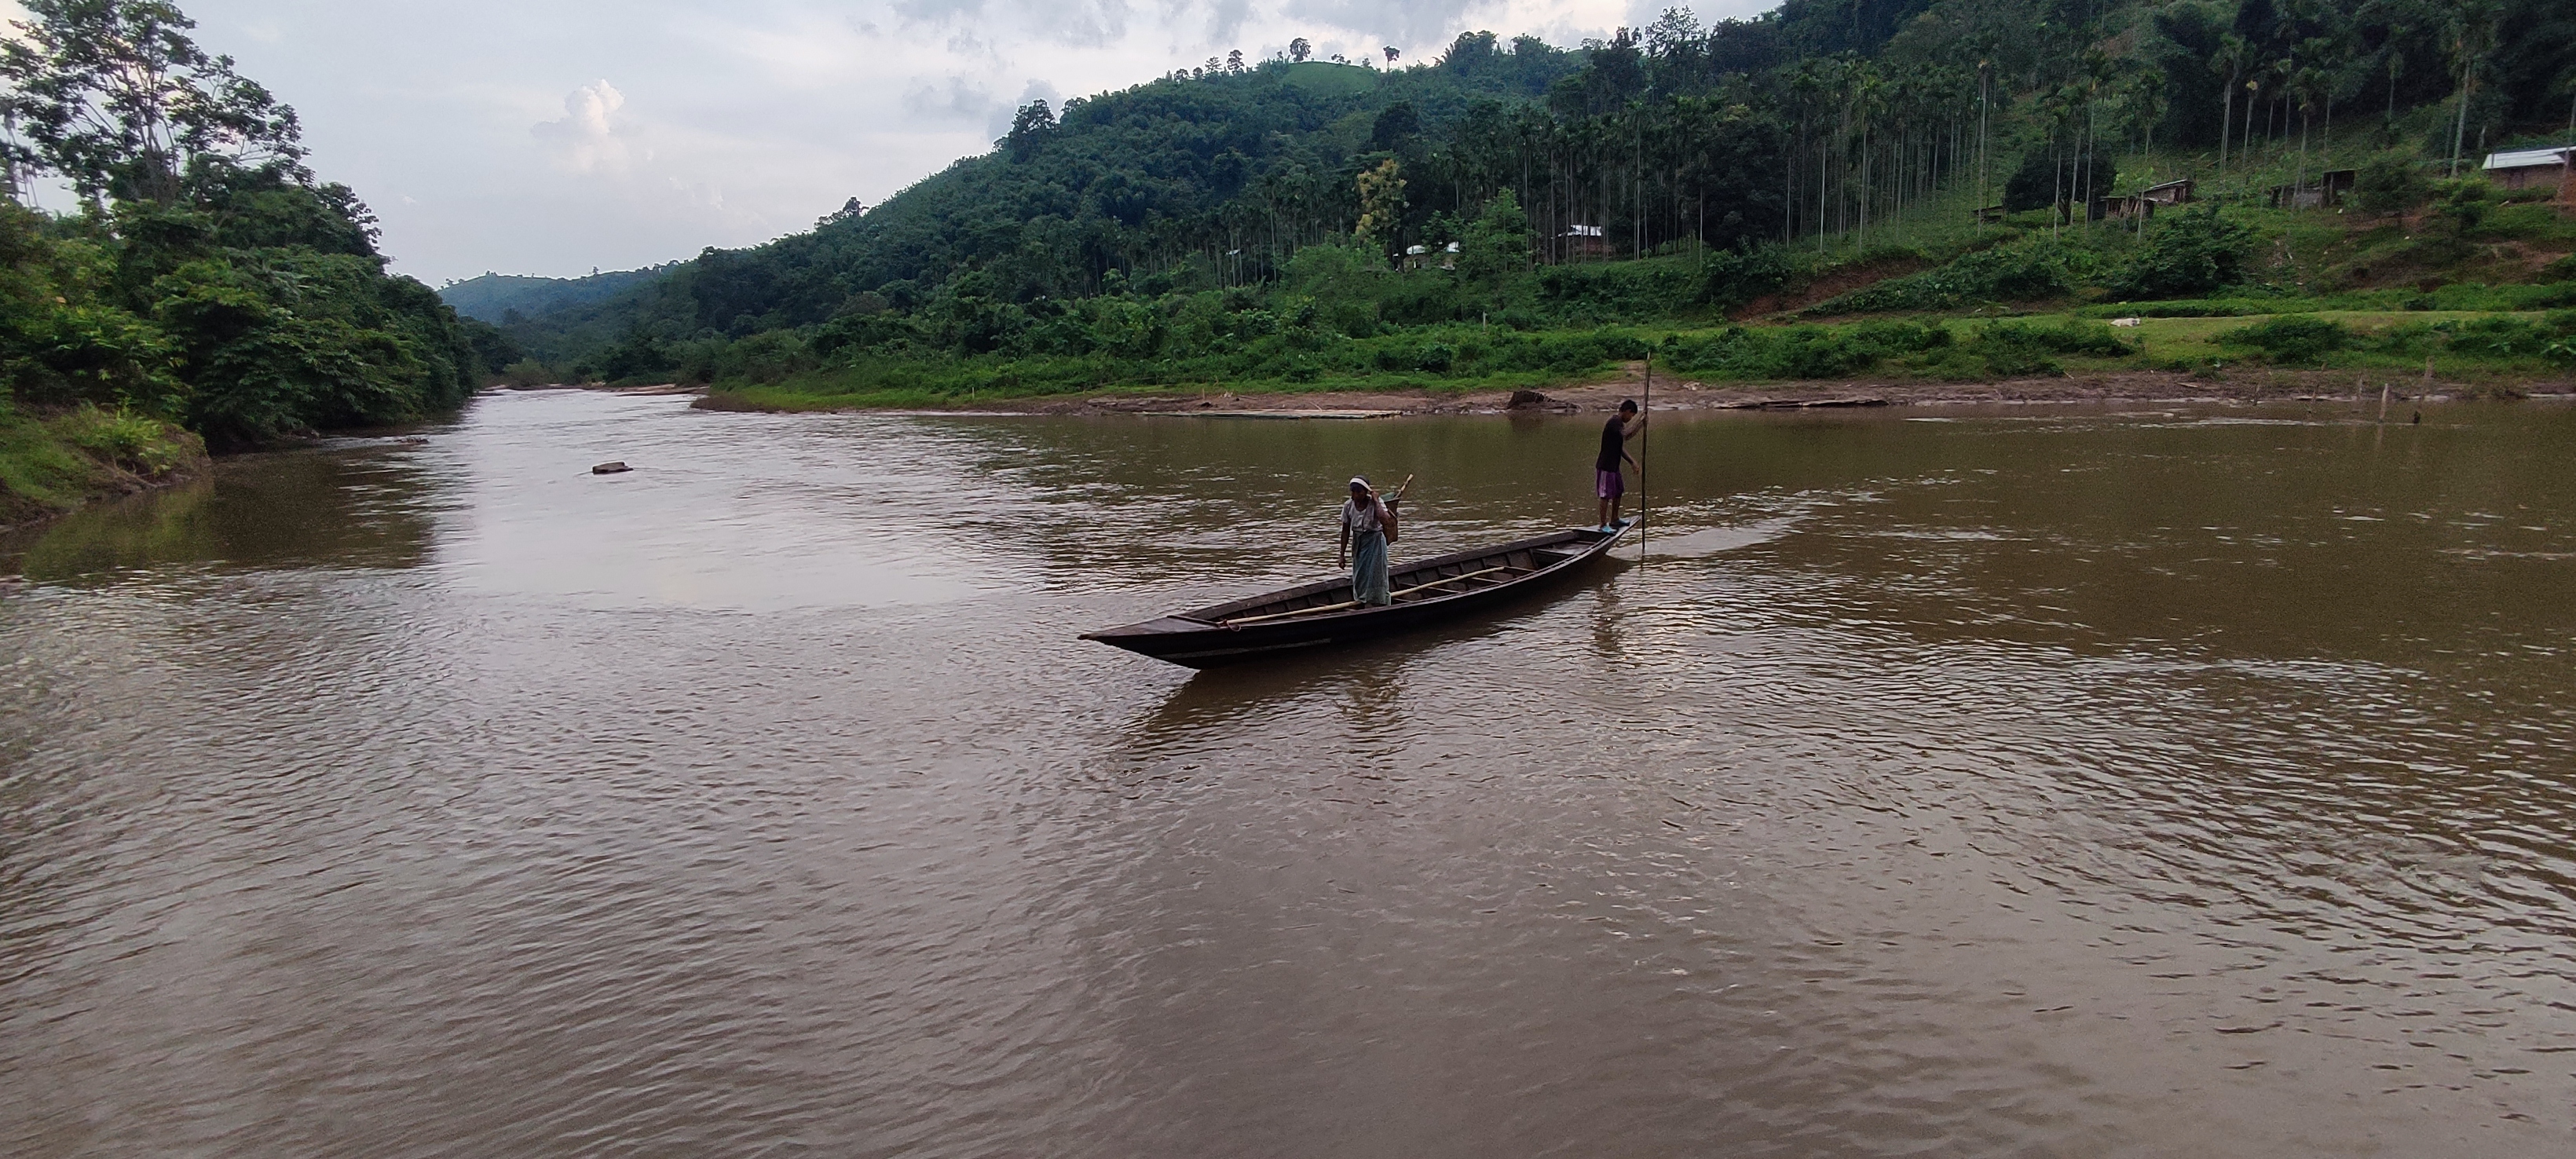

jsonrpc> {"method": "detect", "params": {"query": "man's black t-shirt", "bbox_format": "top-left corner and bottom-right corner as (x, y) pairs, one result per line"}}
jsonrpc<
(1596, 415), (1626, 472)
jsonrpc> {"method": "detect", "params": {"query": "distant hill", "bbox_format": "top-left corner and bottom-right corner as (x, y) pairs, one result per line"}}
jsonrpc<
(440, 268), (675, 324)
(491, 46), (1590, 363)
(491, 0), (2576, 376)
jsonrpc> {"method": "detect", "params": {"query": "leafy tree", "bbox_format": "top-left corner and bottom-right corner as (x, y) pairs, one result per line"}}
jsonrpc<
(1370, 102), (1421, 152)
(1004, 100), (1053, 160)
(0, 0), (479, 448)
(1290, 38), (1312, 64)
(0, 203), (181, 411)
(0, 0), (304, 206)
(1355, 159), (1407, 258)
(1456, 190), (1529, 283)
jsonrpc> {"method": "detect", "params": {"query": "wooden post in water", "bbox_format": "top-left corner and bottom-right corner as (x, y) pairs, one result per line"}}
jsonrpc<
(2379, 378), (2393, 422)
(1640, 353), (1650, 563)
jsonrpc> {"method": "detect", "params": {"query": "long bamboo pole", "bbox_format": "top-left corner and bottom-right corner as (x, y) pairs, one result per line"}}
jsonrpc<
(1640, 353), (1650, 562)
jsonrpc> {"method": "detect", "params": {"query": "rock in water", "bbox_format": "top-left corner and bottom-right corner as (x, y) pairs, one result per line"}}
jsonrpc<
(592, 461), (632, 474)
(1507, 389), (1549, 409)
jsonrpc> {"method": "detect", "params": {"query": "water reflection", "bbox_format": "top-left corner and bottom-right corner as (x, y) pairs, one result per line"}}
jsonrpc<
(2, 443), (438, 581)
(2, 391), (2573, 1157)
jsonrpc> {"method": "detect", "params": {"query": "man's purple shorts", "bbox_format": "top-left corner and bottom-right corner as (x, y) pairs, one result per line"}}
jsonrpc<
(1596, 469), (1624, 500)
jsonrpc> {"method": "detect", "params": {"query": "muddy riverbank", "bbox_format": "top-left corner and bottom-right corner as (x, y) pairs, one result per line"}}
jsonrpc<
(686, 364), (2576, 417)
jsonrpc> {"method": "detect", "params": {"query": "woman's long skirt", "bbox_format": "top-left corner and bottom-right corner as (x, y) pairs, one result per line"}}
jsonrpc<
(1350, 529), (1391, 606)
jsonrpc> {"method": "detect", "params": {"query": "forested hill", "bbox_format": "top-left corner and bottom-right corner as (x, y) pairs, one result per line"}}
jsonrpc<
(499, 0), (2576, 381)
(498, 49), (1583, 363)
(441, 266), (677, 324)
(496, 0), (1959, 364)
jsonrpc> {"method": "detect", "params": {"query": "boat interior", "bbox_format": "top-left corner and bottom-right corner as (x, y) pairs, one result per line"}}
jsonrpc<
(1183, 525), (1618, 628)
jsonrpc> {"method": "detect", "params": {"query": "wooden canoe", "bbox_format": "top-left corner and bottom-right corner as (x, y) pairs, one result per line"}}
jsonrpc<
(1081, 518), (1634, 668)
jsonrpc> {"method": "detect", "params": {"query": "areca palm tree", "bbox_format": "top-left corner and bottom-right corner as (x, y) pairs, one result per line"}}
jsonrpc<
(2212, 34), (2250, 173)
(2444, 0), (2500, 177)
(2292, 63), (2329, 200)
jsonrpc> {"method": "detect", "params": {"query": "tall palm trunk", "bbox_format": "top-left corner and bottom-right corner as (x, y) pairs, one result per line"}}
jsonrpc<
(2219, 68), (2238, 173)
(2449, 68), (2475, 177)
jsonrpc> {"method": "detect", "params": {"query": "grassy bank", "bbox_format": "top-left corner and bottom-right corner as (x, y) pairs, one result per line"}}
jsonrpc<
(694, 302), (2574, 411)
(0, 403), (209, 530)
(676, 162), (2576, 412)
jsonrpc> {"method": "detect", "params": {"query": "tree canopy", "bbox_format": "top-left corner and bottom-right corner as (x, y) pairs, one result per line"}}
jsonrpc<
(2, 0), (495, 448)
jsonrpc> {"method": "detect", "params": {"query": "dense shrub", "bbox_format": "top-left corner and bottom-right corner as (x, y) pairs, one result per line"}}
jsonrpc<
(2104, 207), (2256, 301)
(1977, 320), (2136, 357)
(1700, 245), (1794, 309)
(1535, 260), (1707, 320)
(1663, 320), (1949, 379)
(2351, 154), (2431, 216)
(2216, 315), (2349, 364)
(2431, 179), (2497, 236)
(1810, 242), (2077, 313)
(2431, 315), (2559, 359)
(1909, 320), (2134, 379)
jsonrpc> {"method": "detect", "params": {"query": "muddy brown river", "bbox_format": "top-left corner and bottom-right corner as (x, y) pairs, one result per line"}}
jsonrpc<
(3, 390), (2573, 1157)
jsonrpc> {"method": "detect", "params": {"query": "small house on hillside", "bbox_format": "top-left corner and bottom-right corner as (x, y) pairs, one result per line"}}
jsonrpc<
(2094, 193), (2160, 221)
(1402, 242), (1460, 271)
(2267, 169), (2356, 209)
(1560, 224), (1612, 260)
(2141, 178), (2194, 205)
(2483, 147), (2574, 193)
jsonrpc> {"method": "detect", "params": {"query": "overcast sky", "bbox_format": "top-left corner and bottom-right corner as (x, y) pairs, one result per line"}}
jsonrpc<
(38, 1), (1767, 284)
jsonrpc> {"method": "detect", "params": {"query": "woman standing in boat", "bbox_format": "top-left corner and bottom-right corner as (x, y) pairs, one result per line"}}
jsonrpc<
(1337, 477), (1400, 606)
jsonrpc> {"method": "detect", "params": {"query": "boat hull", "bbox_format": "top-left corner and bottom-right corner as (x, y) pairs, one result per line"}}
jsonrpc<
(1081, 520), (1633, 668)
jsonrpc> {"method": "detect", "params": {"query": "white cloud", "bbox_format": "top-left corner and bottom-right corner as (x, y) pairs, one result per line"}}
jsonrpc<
(903, 75), (997, 126)
(532, 80), (632, 174)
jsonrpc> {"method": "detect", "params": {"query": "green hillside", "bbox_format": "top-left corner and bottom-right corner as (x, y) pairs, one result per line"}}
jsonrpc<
(496, 0), (2576, 401)
(440, 266), (677, 324)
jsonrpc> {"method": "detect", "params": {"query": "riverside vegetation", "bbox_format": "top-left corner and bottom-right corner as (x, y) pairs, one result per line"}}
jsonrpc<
(462, 0), (2576, 410)
(0, 0), (514, 525)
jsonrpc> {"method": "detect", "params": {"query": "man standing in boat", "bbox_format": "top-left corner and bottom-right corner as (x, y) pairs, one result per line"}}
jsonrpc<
(1338, 477), (1400, 606)
(1596, 399), (1643, 531)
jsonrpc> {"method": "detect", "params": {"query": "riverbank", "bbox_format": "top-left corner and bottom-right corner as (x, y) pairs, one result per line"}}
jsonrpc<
(692, 363), (2576, 417)
(0, 406), (208, 534)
